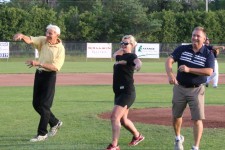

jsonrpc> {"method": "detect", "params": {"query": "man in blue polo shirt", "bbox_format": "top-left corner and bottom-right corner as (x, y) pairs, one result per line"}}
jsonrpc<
(165, 26), (214, 150)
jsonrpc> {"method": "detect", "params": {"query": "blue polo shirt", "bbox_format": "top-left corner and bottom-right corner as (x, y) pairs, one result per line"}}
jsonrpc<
(170, 44), (215, 86)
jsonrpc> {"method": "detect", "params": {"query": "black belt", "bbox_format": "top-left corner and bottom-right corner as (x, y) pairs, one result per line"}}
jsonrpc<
(179, 83), (201, 88)
(36, 69), (55, 74)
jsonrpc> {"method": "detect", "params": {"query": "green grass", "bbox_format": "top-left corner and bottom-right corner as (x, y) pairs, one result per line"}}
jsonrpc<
(1, 57), (225, 149)
(0, 56), (168, 73)
(0, 61), (168, 74)
(0, 85), (225, 150)
(1, 57), (225, 73)
(0, 59), (225, 74)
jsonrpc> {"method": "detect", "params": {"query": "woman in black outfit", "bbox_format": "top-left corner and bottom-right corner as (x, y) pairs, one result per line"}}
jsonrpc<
(106, 35), (144, 150)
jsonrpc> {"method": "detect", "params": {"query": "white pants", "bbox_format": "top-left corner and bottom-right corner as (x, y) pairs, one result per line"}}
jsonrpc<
(206, 59), (219, 87)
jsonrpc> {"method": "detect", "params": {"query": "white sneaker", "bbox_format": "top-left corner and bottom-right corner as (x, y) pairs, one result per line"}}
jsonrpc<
(30, 134), (47, 142)
(174, 135), (184, 150)
(48, 121), (63, 137)
(191, 146), (199, 150)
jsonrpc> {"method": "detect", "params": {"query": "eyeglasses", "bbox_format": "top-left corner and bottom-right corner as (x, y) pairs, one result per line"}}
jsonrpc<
(120, 42), (130, 46)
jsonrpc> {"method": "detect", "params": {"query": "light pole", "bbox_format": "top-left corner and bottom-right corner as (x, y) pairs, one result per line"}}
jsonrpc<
(206, 0), (208, 12)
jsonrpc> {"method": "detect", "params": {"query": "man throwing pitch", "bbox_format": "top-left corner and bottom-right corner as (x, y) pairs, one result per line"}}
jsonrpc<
(13, 24), (65, 142)
(165, 26), (214, 150)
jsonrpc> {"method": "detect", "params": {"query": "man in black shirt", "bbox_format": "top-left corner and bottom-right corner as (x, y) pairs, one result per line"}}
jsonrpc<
(204, 37), (225, 88)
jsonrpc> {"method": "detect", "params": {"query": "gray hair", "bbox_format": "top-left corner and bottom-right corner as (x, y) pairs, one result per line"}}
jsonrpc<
(46, 24), (61, 35)
(193, 26), (206, 37)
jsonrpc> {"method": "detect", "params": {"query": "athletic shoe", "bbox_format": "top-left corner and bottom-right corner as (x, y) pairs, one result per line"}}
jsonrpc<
(174, 135), (184, 150)
(191, 146), (199, 150)
(128, 134), (145, 146)
(30, 134), (47, 142)
(205, 83), (209, 87)
(213, 86), (217, 88)
(105, 144), (120, 150)
(48, 120), (63, 137)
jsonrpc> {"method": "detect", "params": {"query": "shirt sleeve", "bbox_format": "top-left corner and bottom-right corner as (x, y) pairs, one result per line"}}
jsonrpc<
(170, 45), (183, 62)
(128, 53), (137, 66)
(52, 44), (65, 71)
(30, 36), (46, 52)
(205, 51), (215, 69)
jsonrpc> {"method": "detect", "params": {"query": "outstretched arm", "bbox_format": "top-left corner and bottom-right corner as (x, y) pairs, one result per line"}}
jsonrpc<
(13, 33), (32, 44)
(212, 45), (225, 50)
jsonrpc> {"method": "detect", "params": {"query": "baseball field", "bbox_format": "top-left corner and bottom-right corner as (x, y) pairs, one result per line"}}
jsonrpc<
(0, 59), (225, 150)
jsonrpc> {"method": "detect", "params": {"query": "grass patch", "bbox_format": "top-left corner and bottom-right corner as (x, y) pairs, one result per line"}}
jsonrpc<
(0, 85), (225, 149)
(1, 56), (225, 74)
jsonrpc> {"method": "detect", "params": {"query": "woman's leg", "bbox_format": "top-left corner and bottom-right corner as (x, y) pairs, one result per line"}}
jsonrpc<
(110, 105), (127, 146)
(120, 109), (139, 137)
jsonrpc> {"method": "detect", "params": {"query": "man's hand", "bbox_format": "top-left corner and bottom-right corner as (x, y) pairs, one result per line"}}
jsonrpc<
(25, 60), (40, 68)
(178, 65), (190, 73)
(13, 33), (24, 41)
(168, 73), (178, 85)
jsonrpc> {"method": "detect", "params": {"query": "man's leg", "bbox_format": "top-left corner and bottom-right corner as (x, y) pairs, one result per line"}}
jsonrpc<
(37, 72), (56, 135)
(173, 117), (182, 137)
(193, 120), (203, 148)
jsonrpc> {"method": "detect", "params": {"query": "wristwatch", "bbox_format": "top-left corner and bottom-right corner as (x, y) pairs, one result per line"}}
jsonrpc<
(39, 63), (43, 68)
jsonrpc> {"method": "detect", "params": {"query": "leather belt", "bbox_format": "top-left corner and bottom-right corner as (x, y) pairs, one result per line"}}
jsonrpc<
(36, 69), (54, 74)
(37, 69), (43, 73)
(179, 83), (201, 88)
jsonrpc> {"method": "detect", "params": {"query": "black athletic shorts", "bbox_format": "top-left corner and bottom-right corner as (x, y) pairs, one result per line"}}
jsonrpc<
(114, 91), (136, 108)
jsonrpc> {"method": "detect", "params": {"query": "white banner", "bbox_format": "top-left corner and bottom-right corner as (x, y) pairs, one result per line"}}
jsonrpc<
(135, 43), (160, 58)
(181, 43), (191, 45)
(87, 43), (112, 58)
(0, 42), (9, 58)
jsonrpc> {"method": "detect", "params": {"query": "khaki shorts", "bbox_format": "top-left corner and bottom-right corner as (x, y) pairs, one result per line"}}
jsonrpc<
(172, 84), (205, 120)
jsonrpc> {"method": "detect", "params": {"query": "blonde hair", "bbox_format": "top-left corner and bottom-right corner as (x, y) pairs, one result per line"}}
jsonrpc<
(46, 24), (61, 35)
(122, 35), (137, 47)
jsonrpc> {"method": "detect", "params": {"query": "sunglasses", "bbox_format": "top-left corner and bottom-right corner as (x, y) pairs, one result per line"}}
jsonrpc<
(120, 42), (130, 46)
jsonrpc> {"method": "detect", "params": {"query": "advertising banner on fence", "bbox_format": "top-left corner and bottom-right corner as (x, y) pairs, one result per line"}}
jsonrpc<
(135, 43), (160, 58)
(87, 43), (112, 58)
(0, 42), (9, 58)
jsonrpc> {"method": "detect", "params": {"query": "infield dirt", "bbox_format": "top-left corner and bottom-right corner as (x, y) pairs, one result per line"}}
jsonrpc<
(1, 73), (225, 128)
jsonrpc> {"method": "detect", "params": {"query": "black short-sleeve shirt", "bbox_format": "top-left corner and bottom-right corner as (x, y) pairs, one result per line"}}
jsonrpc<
(113, 53), (137, 93)
(206, 45), (217, 58)
(171, 44), (215, 86)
